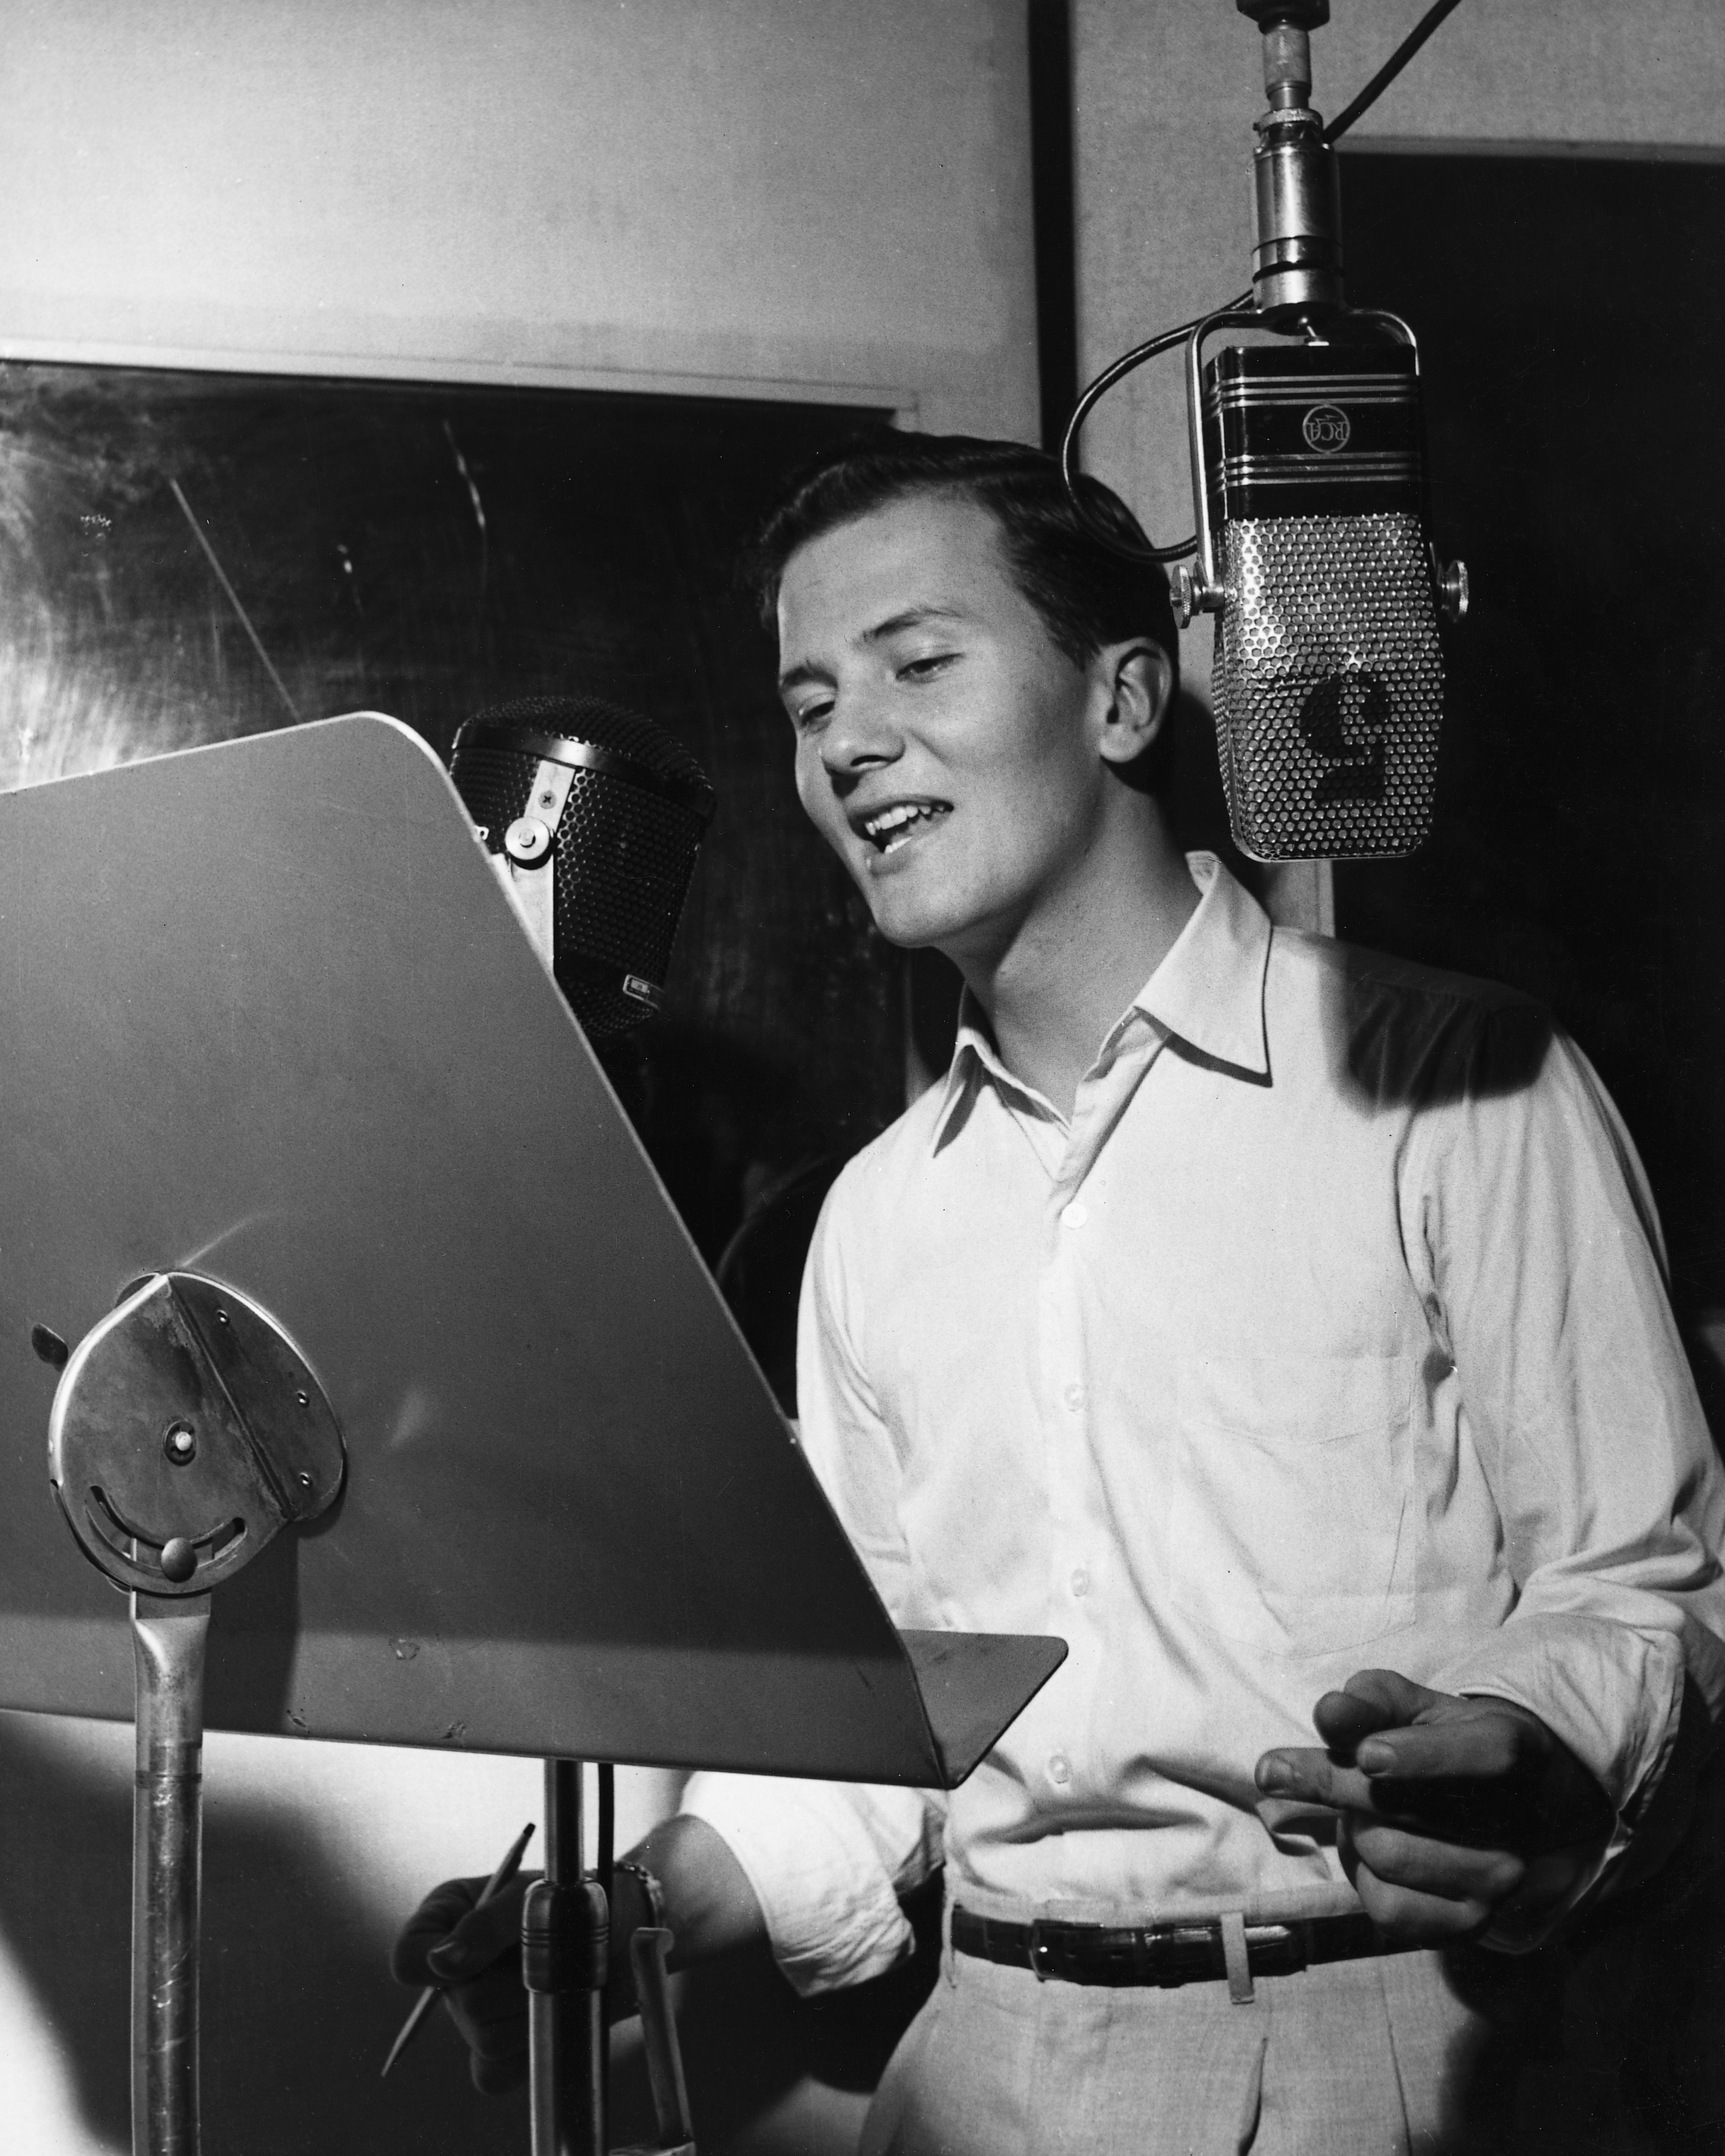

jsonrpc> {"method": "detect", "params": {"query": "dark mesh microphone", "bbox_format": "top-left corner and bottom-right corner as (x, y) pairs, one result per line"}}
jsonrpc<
(449, 694), (715, 1038)
(1173, 1), (1468, 863)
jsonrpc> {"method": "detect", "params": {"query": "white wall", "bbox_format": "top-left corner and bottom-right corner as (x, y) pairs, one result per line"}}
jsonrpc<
(0, 0), (1039, 439)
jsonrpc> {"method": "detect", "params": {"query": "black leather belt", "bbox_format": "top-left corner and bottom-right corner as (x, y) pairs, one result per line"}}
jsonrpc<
(951, 1906), (1393, 1988)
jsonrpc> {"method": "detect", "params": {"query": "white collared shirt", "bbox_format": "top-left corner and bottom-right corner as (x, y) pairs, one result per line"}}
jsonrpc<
(685, 854), (1725, 1995)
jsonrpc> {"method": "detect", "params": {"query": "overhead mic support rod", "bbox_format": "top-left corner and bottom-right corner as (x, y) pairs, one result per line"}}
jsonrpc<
(1059, 0), (1473, 559)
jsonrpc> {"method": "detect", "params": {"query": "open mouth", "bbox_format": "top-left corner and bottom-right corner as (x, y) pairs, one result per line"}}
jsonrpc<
(856, 800), (952, 855)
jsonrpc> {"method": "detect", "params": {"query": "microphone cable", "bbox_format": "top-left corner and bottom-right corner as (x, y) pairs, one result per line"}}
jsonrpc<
(1058, 0), (1470, 563)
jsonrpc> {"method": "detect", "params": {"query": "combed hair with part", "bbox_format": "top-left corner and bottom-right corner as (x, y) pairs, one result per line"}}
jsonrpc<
(746, 432), (1181, 793)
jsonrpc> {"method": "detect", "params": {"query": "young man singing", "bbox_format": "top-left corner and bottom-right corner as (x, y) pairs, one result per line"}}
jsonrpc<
(397, 436), (1725, 2153)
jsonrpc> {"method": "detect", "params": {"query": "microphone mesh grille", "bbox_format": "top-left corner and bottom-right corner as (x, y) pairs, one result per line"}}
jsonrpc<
(449, 703), (713, 1039)
(465, 693), (711, 797)
(1212, 511), (1442, 862)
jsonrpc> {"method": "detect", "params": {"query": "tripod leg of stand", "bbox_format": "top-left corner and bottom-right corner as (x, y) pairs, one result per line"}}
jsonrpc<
(131, 1591), (211, 2156)
(526, 1758), (608, 2156)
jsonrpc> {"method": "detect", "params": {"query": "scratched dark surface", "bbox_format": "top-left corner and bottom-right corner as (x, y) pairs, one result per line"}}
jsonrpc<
(1334, 153), (1725, 1369)
(0, 365), (901, 1264)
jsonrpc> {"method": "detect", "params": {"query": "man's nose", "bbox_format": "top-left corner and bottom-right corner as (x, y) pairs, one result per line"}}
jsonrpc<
(819, 688), (903, 782)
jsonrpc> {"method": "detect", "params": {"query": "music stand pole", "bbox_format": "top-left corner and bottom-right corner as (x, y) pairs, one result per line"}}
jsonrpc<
(45, 1270), (346, 2156)
(130, 1592), (210, 2156)
(527, 1758), (608, 2156)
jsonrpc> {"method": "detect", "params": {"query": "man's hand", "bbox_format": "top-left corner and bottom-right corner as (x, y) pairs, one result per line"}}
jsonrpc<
(1254, 1669), (1615, 1947)
(390, 1815), (767, 2095)
(392, 1871), (536, 2093)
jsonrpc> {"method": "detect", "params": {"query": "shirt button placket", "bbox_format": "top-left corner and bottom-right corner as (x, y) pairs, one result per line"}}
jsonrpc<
(1042, 1159), (1096, 1811)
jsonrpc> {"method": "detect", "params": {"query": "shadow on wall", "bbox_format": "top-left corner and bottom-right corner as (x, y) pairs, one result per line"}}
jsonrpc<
(0, 1696), (940, 2156)
(0, 1712), (521, 2155)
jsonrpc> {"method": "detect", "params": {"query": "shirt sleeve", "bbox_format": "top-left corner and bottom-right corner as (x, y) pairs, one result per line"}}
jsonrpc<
(1407, 1016), (1725, 1912)
(681, 1168), (946, 1996)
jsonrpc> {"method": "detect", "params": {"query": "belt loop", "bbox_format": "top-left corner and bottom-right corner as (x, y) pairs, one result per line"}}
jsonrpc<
(942, 1891), (958, 1988)
(1028, 1919), (1049, 1983)
(1220, 1912), (1255, 2006)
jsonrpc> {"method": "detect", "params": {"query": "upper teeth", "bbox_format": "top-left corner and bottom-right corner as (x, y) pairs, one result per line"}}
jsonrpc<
(864, 802), (943, 848)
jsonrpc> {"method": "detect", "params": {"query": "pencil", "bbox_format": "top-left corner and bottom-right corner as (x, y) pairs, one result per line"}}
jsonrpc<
(381, 1820), (536, 2078)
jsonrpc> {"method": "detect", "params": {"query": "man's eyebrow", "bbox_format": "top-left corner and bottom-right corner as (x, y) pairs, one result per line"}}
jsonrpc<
(861, 605), (968, 645)
(777, 657), (831, 697)
(777, 606), (969, 697)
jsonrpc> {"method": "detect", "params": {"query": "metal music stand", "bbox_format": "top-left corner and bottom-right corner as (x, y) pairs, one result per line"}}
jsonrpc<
(0, 714), (1066, 2156)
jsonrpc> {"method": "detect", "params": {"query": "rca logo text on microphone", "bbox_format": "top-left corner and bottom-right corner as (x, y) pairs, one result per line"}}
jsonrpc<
(1301, 404), (1352, 453)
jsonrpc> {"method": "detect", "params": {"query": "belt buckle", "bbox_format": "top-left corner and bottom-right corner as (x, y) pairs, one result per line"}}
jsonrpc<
(1028, 1919), (1053, 1983)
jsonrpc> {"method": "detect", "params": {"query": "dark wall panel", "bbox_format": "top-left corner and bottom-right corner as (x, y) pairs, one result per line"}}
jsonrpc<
(1335, 152), (1725, 1350)
(0, 369), (900, 1261)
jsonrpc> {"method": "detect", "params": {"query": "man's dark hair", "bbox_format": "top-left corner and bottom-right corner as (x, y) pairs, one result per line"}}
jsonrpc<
(746, 431), (1181, 794)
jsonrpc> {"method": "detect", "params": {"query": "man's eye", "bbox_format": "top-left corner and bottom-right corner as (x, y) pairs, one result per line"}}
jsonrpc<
(899, 653), (955, 681)
(791, 698), (834, 733)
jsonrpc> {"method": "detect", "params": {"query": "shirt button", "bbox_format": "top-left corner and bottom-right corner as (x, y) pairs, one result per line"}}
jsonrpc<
(1047, 1753), (1071, 1786)
(1069, 1566), (1091, 1597)
(1063, 1382), (1086, 1413)
(1060, 1201), (1089, 1230)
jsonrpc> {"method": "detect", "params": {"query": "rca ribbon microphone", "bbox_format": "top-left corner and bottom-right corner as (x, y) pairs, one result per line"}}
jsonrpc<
(449, 694), (715, 1038)
(1173, 1), (1468, 862)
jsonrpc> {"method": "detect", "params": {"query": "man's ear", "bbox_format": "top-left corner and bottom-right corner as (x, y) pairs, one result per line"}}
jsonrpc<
(1094, 638), (1175, 769)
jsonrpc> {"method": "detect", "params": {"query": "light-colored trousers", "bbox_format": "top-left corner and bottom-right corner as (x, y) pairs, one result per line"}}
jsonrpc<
(858, 1933), (1615, 2156)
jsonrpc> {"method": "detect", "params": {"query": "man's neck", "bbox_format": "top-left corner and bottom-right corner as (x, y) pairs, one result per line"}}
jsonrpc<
(953, 802), (1198, 1119)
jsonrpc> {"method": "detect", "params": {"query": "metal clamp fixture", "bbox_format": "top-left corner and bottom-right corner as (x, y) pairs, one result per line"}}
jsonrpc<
(50, 1272), (344, 1598)
(46, 1272), (344, 2156)
(1236, 1), (1345, 326)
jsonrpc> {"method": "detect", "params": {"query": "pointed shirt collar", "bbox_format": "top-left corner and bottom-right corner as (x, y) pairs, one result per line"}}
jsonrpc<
(933, 852), (1273, 1146)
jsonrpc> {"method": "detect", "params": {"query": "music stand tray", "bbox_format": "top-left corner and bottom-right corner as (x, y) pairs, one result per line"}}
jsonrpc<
(0, 710), (1064, 1780)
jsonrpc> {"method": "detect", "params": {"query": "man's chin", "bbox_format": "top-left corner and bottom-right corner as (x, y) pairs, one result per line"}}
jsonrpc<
(856, 879), (953, 949)
(861, 891), (993, 963)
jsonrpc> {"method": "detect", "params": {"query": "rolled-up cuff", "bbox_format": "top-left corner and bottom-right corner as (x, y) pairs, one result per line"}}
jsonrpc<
(680, 1772), (916, 1998)
(1435, 1613), (1685, 1824)
(1437, 1615), (1687, 1948)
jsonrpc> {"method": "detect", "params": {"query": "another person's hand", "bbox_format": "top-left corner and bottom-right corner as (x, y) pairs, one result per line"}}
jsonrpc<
(392, 1871), (536, 2093)
(1254, 1668), (1615, 1947)
(390, 1816), (767, 2096)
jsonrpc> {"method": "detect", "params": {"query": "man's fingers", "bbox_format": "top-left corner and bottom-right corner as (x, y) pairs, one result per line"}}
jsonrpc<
(1255, 1744), (1375, 1812)
(1344, 1817), (1525, 1903)
(1349, 1714), (1530, 1782)
(1311, 1669), (1441, 1756)
(392, 1872), (538, 1986)
(424, 1878), (535, 1982)
(1255, 1743), (1529, 1847)
(472, 2046), (530, 2097)
(392, 1876), (488, 1986)
(441, 1975), (528, 2052)
(1346, 1863), (1496, 1945)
